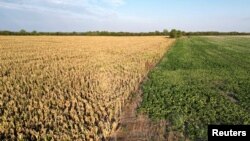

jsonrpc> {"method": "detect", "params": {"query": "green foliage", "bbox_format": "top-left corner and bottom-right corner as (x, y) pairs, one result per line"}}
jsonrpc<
(0, 30), (170, 36)
(163, 29), (169, 35)
(176, 30), (183, 38)
(186, 31), (250, 36)
(32, 30), (37, 34)
(19, 29), (26, 33)
(169, 29), (177, 38)
(170, 29), (183, 38)
(1, 30), (249, 36)
(139, 36), (250, 140)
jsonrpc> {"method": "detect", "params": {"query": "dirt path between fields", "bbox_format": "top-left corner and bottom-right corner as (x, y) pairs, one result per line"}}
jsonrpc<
(108, 39), (187, 141)
(109, 89), (169, 141)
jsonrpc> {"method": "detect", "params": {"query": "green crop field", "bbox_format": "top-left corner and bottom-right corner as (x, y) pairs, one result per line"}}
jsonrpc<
(139, 36), (250, 140)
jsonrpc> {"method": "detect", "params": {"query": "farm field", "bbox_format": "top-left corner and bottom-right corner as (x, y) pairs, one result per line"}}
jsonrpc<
(139, 36), (250, 140)
(0, 36), (174, 140)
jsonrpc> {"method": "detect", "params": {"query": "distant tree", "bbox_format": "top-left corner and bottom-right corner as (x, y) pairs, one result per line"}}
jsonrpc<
(154, 30), (160, 35)
(170, 29), (184, 38)
(32, 30), (37, 34)
(20, 29), (26, 33)
(1, 30), (250, 36)
(182, 31), (186, 36)
(170, 29), (177, 38)
(163, 29), (169, 35)
(176, 30), (182, 38)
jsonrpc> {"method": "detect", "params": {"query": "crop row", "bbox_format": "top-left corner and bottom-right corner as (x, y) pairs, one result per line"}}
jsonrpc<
(0, 36), (174, 140)
(139, 36), (250, 140)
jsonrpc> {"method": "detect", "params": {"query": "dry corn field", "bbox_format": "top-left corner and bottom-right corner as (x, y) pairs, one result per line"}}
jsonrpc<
(0, 36), (174, 140)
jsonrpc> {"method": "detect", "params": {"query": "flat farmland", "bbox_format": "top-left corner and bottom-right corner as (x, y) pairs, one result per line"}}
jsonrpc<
(139, 36), (250, 140)
(0, 36), (174, 140)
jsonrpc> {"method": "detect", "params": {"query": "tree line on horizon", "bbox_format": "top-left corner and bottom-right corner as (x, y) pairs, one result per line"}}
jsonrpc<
(0, 29), (249, 38)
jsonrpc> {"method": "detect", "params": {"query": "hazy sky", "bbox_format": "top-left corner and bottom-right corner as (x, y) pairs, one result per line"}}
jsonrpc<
(0, 0), (250, 32)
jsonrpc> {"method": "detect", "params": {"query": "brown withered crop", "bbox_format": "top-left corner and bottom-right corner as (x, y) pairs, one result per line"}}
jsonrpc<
(0, 36), (174, 140)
